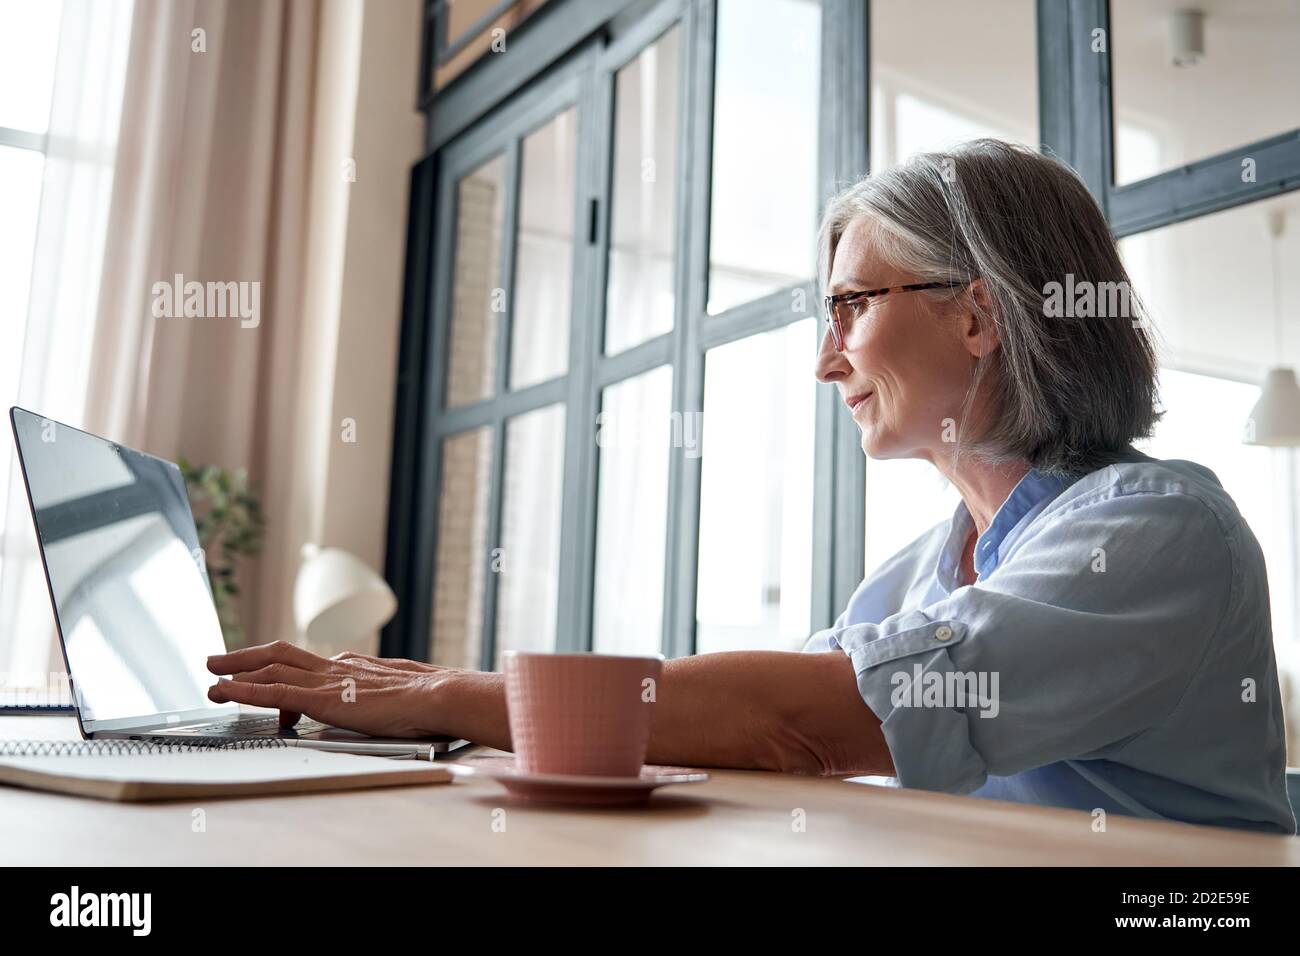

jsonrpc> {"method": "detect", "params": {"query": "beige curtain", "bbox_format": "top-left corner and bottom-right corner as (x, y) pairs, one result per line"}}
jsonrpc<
(85, 0), (365, 647)
(0, 0), (134, 689)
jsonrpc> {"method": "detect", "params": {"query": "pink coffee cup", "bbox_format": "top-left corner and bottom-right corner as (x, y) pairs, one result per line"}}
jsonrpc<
(503, 651), (664, 777)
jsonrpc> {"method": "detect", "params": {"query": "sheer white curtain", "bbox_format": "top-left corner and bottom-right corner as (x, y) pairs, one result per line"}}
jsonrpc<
(0, 0), (134, 694)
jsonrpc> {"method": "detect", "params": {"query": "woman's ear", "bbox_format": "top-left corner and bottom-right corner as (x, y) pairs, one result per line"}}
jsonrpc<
(960, 278), (1000, 359)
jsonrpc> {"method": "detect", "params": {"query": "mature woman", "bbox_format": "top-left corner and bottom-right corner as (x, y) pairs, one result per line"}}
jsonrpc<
(210, 139), (1295, 834)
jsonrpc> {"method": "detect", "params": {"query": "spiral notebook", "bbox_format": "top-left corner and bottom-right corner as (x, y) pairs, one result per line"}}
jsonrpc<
(0, 739), (452, 802)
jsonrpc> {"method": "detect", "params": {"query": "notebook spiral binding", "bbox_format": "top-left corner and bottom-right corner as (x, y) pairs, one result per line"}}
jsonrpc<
(0, 738), (291, 757)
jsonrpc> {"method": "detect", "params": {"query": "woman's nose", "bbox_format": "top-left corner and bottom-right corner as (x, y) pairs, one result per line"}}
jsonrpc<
(815, 328), (851, 383)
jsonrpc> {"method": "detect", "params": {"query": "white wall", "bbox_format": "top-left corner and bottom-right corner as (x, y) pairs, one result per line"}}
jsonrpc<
(312, 0), (425, 655)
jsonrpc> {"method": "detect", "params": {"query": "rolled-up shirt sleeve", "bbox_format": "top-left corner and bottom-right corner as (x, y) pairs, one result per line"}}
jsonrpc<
(811, 490), (1234, 794)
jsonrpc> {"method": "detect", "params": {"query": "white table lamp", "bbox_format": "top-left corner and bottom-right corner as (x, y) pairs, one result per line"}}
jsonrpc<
(293, 544), (397, 652)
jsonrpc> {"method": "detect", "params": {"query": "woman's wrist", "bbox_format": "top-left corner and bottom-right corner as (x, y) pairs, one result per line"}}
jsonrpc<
(428, 667), (511, 750)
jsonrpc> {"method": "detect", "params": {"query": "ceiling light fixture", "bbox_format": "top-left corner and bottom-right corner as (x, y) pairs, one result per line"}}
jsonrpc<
(1169, 9), (1206, 67)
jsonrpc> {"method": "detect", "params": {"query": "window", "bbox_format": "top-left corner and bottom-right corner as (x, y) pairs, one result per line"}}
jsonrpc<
(696, 319), (818, 653)
(430, 427), (493, 669)
(864, 459), (959, 579)
(592, 366), (673, 655)
(429, 0), (554, 94)
(511, 109), (577, 388)
(691, 0), (825, 652)
(605, 25), (681, 355)
(445, 155), (506, 407)
(404, 0), (833, 666)
(425, 58), (586, 666)
(0, 144), (46, 449)
(400, 0), (1300, 802)
(1111, 0), (1300, 186)
(0, 0), (63, 508)
(0, 0), (133, 695)
(495, 403), (566, 662)
(869, 0), (1038, 170)
(1119, 192), (1298, 380)
(707, 0), (821, 314)
(408, 0), (1300, 668)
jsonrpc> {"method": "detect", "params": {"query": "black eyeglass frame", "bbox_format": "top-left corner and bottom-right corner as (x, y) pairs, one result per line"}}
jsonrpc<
(822, 281), (967, 351)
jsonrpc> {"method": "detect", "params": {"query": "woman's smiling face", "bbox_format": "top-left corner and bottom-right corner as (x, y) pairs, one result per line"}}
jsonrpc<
(815, 215), (990, 464)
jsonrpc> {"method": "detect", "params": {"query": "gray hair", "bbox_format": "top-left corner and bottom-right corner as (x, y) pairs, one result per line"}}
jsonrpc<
(818, 138), (1160, 476)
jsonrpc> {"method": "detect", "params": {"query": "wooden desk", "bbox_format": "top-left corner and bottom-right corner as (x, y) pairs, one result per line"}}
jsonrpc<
(2, 717), (1295, 865)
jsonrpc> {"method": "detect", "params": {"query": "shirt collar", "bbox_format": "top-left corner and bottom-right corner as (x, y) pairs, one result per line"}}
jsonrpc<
(935, 504), (974, 592)
(974, 470), (1077, 577)
(936, 468), (1077, 590)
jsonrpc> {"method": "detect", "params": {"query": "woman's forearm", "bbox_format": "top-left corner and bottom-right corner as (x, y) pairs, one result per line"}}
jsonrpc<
(439, 650), (893, 776)
(645, 651), (892, 774)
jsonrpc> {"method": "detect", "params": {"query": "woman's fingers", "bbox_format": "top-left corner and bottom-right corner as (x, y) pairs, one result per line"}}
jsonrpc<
(207, 678), (315, 714)
(232, 663), (329, 688)
(207, 639), (327, 675)
(208, 652), (450, 738)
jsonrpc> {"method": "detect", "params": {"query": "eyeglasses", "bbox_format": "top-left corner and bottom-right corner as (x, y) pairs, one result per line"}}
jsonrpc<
(822, 281), (966, 352)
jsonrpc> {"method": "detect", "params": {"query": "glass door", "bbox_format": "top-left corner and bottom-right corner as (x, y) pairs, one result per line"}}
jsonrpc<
(589, 10), (687, 656)
(411, 0), (826, 668)
(424, 48), (594, 670)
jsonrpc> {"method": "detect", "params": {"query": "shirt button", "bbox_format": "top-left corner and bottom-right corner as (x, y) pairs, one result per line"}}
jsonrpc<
(934, 625), (954, 642)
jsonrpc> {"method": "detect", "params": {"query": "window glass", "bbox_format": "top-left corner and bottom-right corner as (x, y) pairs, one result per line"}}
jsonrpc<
(864, 459), (960, 579)
(0, 145), (46, 538)
(0, 0), (62, 133)
(870, 0), (1037, 170)
(1111, 0), (1300, 185)
(495, 404), (566, 663)
(446, 156), (506, 407)
(697, 319), (817, 653)
(708, 0), (821, 315)
(1119, 193), (1300, 382)
(605, 27), (681, 355)
(431, 428), (494, 668)
(592, 366), (673, 655)
(445, 0), (505, 45)
(435, 1), (553, 91)
(511, 109), (577, 389)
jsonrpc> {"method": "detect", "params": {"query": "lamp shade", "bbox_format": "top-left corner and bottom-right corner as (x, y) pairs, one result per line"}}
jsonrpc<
(293, 544), (397, 650)
(1245, 368), (1300, 446)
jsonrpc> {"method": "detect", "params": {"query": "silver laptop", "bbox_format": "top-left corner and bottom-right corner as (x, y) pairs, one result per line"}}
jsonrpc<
(9, 406), (467, 759)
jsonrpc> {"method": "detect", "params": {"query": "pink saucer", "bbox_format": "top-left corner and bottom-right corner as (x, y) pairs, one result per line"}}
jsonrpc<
(448, 757), (710, 806)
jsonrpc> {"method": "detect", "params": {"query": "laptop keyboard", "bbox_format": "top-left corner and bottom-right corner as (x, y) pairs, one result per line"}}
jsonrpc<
(167, 715), (331, 738)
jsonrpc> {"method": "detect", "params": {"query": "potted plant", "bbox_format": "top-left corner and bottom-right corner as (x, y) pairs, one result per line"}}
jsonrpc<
(178, 458), (265, 648)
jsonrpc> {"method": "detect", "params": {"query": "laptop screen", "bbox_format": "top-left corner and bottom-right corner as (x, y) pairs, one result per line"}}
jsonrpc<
(10, 407), (234, 730)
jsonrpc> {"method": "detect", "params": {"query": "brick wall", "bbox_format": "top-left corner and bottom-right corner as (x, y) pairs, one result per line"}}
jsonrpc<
(430, 170), (501, 668)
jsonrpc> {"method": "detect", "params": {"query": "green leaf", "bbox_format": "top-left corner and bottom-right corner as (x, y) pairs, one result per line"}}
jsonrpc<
(180, 457), (264, 640)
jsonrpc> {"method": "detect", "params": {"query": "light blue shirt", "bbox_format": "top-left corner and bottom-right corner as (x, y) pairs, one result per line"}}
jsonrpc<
(804, 449), (1296, 834)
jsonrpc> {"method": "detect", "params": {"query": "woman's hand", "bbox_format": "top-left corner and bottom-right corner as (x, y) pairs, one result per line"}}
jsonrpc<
(206, 640), (455, 738)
